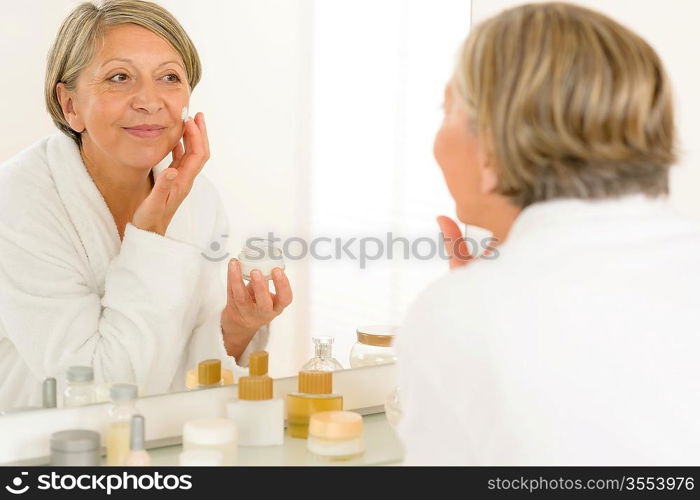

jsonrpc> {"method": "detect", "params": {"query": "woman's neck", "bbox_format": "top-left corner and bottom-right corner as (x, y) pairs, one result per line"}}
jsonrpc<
(79, 139), (154, 240)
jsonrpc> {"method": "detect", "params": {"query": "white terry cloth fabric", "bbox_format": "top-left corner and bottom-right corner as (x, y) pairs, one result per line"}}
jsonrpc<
(396, 193), (700, 465)
(0, 132), (268, 410)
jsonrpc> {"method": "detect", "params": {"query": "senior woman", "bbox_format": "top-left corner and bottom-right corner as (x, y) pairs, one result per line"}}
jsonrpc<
(0, 0), (291, 410)
(397, 3), (700, 465)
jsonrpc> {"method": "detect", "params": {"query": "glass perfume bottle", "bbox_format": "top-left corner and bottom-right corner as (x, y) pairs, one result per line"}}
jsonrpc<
(286, 370), (343, 439)
(302, 336), (344, 371)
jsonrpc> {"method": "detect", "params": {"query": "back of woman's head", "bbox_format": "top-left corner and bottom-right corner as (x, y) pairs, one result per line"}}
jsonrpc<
(453, 2), (675, 208)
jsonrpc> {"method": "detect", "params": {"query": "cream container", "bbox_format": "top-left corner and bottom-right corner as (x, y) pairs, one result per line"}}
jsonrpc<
(307, 411), (365, 461)
(349, 325), (398, 368)
(50, 429), (101, 466)
(237, 240), (285, 280)
(182, 418), (238, 466)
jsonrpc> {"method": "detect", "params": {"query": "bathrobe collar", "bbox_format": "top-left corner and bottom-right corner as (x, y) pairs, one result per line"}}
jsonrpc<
(45, 132), (170, 295)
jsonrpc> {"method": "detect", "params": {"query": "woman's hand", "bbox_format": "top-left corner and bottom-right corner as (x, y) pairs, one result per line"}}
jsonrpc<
(132, 113), (210, 236)
(220, 259), (293, 360)
(437, 215), (476, 269)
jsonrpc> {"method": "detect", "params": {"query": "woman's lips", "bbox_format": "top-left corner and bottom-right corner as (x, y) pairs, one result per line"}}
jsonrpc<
(123, 126), (166, 138)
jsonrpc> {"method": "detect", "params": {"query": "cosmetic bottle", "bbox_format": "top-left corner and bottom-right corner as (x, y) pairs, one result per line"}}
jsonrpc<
(226, 351), (284, 446)
(237, 239), (285, 280)
(286, 370), (343, 439)
(125, 414), (151, 466)
(349, 325), (398, 368)
(307, 411), (365, 461)
(106, 384), (139, 466)
(301, 336), (344, 371)
(42, 377), (57, 408)
(182, 418), (237, 465)
(50, 429), (100, 466)
(63, 366), (96, 408)
(185, 360), (234, 390)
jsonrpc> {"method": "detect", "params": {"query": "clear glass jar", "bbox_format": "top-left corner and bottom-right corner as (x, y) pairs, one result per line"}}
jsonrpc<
(349, 325), (398, 368)
(63, 366), (96, 408)
(302, 336), (344, 371)
(237, 239), (285, 281)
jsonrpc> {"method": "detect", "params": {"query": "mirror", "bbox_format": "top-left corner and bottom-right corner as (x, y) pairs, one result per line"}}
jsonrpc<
(0, 0), (471, 414)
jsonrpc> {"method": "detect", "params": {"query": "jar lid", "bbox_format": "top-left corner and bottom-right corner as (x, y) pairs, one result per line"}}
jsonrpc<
(183, 418), (238, 445)
(309, 411), (363, 440)
(198, 359), (222, 386)
(66, 366), (94, 383)
(110, 383), (137, 402)
(50, 429), (100, 452)
(356, 325), (398, 347)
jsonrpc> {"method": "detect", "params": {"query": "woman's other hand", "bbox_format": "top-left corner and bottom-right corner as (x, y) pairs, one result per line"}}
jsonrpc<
(132, 112), (210, 236)
(437, 215), (476, 269)
(220, 259), (293, 360)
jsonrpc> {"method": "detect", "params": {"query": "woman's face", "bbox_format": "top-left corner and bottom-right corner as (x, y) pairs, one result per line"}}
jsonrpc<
(58, 24), (189, 170)
(433, 83), (498, 226)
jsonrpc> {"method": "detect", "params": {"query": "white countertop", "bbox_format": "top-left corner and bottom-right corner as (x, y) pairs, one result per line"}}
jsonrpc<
(146, 413), (404, 466)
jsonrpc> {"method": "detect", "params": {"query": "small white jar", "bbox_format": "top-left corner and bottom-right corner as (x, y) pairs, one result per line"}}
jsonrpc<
(182, 418), (238, 466)
(307, 411), (365, 461)
(237, 239), (285, 280)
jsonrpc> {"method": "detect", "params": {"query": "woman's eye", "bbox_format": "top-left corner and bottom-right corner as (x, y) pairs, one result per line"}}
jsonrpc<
(163, 74), (181, 83)
(109, 73), (128, 83)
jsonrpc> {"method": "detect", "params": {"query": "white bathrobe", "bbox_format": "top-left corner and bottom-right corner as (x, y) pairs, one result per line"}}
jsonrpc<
(396, 193), (700, 465)
(0, 132), (268, 411)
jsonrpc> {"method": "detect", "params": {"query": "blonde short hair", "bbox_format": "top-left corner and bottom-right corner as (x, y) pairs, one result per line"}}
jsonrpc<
(45, 0), (201, 145)
(452, 2), (676, 208)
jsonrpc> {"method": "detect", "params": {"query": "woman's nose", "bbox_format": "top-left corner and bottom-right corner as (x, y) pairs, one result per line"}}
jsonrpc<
(130, 80), (164, 114)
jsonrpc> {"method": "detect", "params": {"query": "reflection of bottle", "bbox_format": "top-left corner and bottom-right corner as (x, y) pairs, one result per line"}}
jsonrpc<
(185, 360), (234, 390)
(226, 351), (284, 446)
(349, 326), (398, 368)
(384, 386), (402, 427)
(42, 377), (57, 408)
(106, 384), (139, 466)
(302, 336), (344, 371)
(125, 414), (151, 466)
(63, 366), (96, 408)
(287, 370), (343, 439)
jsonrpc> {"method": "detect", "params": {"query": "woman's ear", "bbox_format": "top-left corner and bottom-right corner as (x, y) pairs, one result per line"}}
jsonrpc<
(478, 131), (499, 194)
(56, 83), (85, 133)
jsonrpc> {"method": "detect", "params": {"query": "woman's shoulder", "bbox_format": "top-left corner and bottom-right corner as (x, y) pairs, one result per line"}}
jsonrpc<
(0, 135), (55, 189)
(0, 135), (64, 218)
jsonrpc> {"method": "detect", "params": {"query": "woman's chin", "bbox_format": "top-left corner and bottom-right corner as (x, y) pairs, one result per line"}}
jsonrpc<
(120, 147), (170, 170)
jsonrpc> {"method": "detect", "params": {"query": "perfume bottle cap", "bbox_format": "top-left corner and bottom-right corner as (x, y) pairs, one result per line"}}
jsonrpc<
(248, 351), (269, 376)
(43, 377), (57, 408)
(110, 383), (137, 402)
(130, 414), (146, 451)
(67, 366), (94, 383)
(239, 351), (272, 400)
(298, 370), (332, 394)
(198, 359), (222, 386)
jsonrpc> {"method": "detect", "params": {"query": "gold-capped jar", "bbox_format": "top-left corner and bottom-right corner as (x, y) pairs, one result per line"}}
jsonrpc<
(349, 325), (398, 368)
